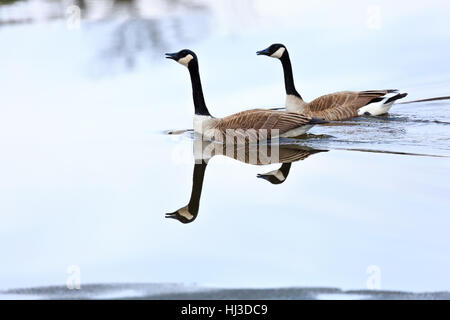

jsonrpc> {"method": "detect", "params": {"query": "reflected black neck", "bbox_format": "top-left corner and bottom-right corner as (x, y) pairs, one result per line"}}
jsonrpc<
(280, 162), (292, 179)
(280, 52), (302, 99)
(187, 162), (208, 216)
(188, 61), (211, 116)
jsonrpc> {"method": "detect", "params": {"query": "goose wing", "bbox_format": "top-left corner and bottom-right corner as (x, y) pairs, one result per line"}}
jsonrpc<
(306, 90), (397, 120)
(215, 109), (315, 138)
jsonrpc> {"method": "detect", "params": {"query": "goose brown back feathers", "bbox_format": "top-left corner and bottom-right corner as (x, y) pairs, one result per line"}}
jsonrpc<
(213, 109), (316, 139)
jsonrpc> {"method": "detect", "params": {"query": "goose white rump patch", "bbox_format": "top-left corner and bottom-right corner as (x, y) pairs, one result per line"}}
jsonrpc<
(357, 93), (397, 116)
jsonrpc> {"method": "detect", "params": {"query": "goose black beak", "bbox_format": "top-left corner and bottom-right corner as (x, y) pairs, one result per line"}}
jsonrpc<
(165, 212), (177, 219)
(165, 52), (178, 61)
(256, 48), (271, 56)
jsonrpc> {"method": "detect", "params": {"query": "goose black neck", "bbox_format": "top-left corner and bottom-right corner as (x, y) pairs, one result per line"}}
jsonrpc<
(280, 52), (302, 99)
(187, 162), (208, 216)
(188, 61), (211, 116)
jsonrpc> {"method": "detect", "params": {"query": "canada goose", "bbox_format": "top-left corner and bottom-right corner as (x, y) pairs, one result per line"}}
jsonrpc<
(166, 141), (326, 223)
(256, 43), (408, 120)
(165, 49), (327, 141)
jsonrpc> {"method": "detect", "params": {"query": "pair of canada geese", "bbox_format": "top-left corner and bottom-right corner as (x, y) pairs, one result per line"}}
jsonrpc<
(165, 43), (408, 223)
(165, 43), (407, 140)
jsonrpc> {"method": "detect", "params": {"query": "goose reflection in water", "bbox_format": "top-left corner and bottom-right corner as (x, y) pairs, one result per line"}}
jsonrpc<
(165, 140), (327, 223)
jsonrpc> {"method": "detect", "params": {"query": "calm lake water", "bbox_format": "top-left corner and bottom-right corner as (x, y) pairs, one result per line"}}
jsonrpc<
(0, 1), (449, 296)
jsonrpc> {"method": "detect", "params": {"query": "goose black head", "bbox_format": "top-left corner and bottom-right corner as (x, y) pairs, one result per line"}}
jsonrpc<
(165, 49), (197, 67)
(256, 43), (287, 59)
(165, 205), (197, 224)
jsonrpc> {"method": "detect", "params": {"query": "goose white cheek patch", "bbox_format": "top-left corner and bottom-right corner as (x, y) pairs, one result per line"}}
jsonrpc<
(271, 47), (285, 58)
(179, 206), (194, 220)
(178, 54), (194, 67)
